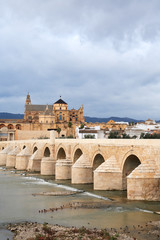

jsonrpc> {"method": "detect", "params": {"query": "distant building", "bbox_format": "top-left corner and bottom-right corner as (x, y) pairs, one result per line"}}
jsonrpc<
(0, 94), (85, 140)
(145, 119), (156, 125)
(24, 93), (84, 125)
(76, 126), (105, 139)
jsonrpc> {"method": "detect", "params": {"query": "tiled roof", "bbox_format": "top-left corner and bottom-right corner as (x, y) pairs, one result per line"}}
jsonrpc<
(25, 104), (53, 112)
(54, 99), (67, 104)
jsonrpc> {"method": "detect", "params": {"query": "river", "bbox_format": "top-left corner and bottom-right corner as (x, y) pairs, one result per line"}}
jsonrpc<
(1, 167), (160, 239)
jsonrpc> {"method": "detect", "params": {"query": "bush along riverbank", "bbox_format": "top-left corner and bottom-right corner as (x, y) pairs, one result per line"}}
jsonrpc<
(7, 221), (160, 240)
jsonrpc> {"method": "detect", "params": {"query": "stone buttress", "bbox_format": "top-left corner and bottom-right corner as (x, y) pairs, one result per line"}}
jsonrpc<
(15, 147), (31, 170)
(72, 154), (93, 184)
(94, 156), (122, 190)
(6, 146), (20, 168)
(0, 146), (12, 166)
(127, 159), (160, 201)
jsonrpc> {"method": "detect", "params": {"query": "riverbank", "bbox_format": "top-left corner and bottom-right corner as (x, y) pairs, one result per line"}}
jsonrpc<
(7, 221), (160, 240)
(7, 222), (132, 240)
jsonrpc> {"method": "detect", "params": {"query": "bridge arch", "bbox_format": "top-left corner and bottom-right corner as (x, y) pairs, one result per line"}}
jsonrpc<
(73, 148), (83, 163)
(57, 147), (66, 160)
(33, 146), (38, 154)
(44, 147), (50, 157)
(92, 152), (105, 171)
(122, 154), (141, 190)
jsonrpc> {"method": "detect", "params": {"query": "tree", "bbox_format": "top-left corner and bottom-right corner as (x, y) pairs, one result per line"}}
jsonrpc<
(79, 123), (84, 129)
(68, 121), (72, 128)
(84, 134), (95, 139)
(108, 131), (121, 139)
(56, 127), (61, 137)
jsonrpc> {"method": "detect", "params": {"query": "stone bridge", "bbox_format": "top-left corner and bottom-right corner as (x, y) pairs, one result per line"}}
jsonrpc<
(0, 131), (160, 201)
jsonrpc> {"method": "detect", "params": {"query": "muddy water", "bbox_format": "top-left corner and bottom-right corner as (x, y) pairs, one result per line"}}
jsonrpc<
(1, 168), (160, 239)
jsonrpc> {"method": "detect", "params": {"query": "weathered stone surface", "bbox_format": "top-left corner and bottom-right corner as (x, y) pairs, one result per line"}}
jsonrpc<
(72, 154), (93, 184)
(6, 146), (20, 167)
(55, 159), (72, 179)
(94, 156), (122, 190)
(0, 146), (12, 166)
(15, 147), (31, 170)
(41, 157), (55, 175)
(1, 136), (160, 200)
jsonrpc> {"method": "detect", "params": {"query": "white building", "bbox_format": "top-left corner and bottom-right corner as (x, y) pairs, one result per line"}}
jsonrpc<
(76, 126), (105, 139)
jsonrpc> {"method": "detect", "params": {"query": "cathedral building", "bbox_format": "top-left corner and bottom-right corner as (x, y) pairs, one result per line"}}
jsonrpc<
(24, 93), (84, 126)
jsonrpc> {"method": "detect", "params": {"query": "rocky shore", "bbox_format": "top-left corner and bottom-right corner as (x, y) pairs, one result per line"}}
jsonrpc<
(8, 222), (132, 240)
(7, 221), (160, 240)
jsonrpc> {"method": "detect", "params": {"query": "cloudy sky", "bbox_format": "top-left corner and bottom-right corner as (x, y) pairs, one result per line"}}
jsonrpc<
(0, 0), (160, 120)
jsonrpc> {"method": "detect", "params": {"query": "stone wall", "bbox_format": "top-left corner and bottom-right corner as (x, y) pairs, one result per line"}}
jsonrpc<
(15, 130), (51, 140)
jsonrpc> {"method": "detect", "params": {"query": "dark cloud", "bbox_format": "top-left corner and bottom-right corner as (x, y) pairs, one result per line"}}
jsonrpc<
(0, 0), (160, 119)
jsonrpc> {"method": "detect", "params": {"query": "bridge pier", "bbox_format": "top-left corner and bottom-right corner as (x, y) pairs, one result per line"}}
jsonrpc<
(127, 160), (160, 201)
(72, 154), (93, 184)
(41, 157), (55, 175)
(6, 147), (20, 168)
(55, 159), (72, 180)
(27, 150), (41, 172)
(15, 147), (31, 170)
(94, 156), (122, 190)
(0, 146), (12, 166)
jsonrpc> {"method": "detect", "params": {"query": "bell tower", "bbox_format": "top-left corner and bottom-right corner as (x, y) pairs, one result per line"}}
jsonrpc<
(26, 92), (31, 105)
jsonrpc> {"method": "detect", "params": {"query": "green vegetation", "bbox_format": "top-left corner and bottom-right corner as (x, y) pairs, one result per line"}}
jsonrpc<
(84, 134), (95, 139)
(129, 122), (137, 126)
(32, 223), (117, 240)
(140, 132), (160, 139)
(38, 136), (49, 139)
(56, 127), (61, 137)
(68, 121), (72, 128)
(79, 123), (84, 129)
(108, 131), (121, 139)
(108, 131), (137, 139)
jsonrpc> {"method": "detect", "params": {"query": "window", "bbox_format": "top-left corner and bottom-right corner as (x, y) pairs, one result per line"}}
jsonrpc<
(60, 115), (62, 120)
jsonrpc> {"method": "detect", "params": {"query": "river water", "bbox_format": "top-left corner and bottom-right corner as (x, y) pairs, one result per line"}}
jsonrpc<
(1, 167), (160, 239)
